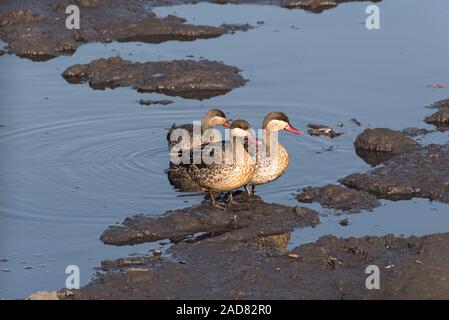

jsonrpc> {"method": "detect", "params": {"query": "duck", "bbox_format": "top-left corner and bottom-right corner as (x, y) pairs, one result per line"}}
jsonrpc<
(244, 112), (303, 195)
(184, 119), (257, 207)
(166, 109), (231, 191)
(167, 108), (231, 152)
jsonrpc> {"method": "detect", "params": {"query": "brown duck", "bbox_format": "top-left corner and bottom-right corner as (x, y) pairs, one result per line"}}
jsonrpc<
(167, 109), (231, 152)
(245, 112), (302, 195)
(166, 109), (231, 191)
(185, 119), (257, 206)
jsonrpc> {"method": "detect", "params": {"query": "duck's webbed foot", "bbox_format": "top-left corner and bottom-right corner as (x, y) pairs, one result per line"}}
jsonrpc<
(208, 190), (226, 210)
(225, 192), (244, 207)
(244, 185), (251, 198)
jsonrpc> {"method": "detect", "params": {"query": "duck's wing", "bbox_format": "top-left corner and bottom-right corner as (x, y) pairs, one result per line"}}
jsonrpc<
(167, 123), (194, 150)
(174, 140), (228, 169)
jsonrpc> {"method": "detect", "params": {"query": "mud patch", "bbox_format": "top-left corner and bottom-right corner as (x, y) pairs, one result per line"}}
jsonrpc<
(62, 57), (247, 100)
(342, 144), (449, 203)
(0, 0), (240, 61)
(296, 184), (380, 213)
(100, 193), (319, 246)
(62, 232), (449, 299)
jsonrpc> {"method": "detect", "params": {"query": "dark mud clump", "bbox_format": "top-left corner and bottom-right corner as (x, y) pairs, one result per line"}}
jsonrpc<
(62, 232), (449, 299)
(296, 184), (380, 213)
(307, 123), (343, 138)
(62, 57), (247, 100)
(100, 193), (320, 246)
(138, 99), (173, 106)
(354, 128), (418, 165)
(281, 0), (381, 13)
(425, 99), (449, 129)
(0, 0), (236, 61)
(342, 144), (449, 203)
(221, 23), (254, 34)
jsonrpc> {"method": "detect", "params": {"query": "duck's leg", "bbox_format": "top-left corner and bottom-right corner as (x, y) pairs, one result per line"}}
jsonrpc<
(226, 192), (233, 204)
(209, 190), (225, 210)
(225, 191), (243, 206)
(251, 185), (256, 195)
(244, 185), (251, 197)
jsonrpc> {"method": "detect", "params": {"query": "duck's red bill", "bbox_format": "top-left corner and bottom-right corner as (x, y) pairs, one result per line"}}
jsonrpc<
(285, 124), (303, 135)
(223, 120), (231, 128)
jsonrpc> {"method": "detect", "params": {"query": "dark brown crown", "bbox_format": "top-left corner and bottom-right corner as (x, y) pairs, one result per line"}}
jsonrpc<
(206, 108), (226, 119)
(262, 112), (290, 129)
(230, 119), (251, 130)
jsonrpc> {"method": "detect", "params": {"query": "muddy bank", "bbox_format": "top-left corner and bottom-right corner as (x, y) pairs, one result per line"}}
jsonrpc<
(0, 0), (244, 61)
(100, 193), (319, 246)
(296, 184), (380, 213)
(62, 57), (247, 99)
(62, 231), (449, 299)
(342, 143), (449, 203)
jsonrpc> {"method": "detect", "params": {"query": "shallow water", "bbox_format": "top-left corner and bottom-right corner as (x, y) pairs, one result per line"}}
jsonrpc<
(1, 0), (449, 298)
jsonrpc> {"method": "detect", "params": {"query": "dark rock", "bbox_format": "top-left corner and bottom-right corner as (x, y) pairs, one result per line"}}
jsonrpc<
(62, 57), (247, 100)
(355, 128), (418, 154)
(341, 144), (449, 203)
(296, 184), (380, 213)
(354, 128), (419, 165)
